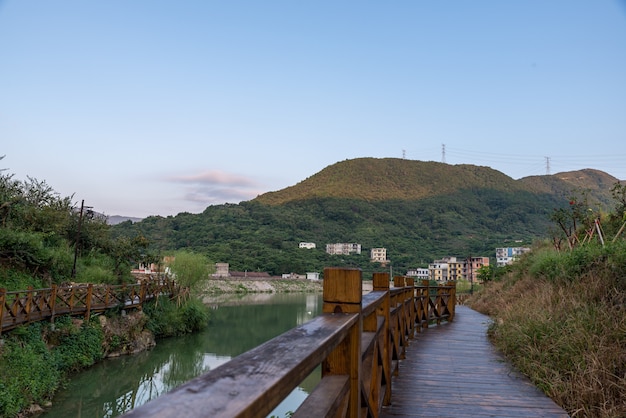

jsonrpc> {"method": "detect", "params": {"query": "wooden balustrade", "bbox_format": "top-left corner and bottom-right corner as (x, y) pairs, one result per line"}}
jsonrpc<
(0, 278), (180, 334)
(121, 268), (456, 418)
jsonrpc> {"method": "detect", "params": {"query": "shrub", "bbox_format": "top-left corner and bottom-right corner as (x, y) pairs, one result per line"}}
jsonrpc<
(143, 296), (210, 338)
(180, 298), (210, 333)
(0, 323), (62, 417)
(51, 317), (104, 372)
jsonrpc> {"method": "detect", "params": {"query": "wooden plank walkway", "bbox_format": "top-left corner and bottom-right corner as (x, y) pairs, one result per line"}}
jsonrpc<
(380, 305), (569, 417)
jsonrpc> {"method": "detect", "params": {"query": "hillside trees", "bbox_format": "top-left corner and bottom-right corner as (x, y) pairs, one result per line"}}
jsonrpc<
(0, 169), (148, 289)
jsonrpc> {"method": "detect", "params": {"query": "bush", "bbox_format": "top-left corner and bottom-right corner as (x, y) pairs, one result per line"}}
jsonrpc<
(77, 265), (117, 285)
(143, 296), (210, 338)
(0, 323), (63, 417)
(180, 298), (210, 333)
(50, 316), (104, 372)
(45, 242), (74, 282)
(0, 229), (50, 271)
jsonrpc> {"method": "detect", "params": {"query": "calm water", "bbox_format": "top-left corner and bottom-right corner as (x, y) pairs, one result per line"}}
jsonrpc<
(40, 293), (323, 418)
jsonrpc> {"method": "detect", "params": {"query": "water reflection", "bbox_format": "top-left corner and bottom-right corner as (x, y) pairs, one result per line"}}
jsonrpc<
(40, 293), (322, 418)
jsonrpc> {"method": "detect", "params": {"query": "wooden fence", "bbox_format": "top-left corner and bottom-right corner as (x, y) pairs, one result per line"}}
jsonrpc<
(122, 267), (456, 418)
(0, 278), (180, 334)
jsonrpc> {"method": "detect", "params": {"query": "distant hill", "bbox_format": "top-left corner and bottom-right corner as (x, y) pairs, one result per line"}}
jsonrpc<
(112, 158), (621, 277)
(107, 215), (144, 225)
(254, 158), (617, 206)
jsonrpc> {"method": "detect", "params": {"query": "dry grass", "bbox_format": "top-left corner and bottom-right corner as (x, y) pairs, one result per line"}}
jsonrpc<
(469, 244), (626, 417)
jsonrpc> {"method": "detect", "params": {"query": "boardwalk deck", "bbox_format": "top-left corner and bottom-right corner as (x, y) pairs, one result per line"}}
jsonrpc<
(380, 305), (569, 418)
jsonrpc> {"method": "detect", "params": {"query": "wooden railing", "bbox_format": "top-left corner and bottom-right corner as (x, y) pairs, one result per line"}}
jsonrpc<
(0, 278), (180, 334)
(122, 268), (456, 418)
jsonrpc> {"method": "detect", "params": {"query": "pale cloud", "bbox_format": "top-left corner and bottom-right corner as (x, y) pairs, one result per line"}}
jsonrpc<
(166, 170), (265, 207)
(168, 170), (260, 188)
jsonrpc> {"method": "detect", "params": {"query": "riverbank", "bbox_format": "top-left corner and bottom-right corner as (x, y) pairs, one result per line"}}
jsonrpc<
(202, 278), (324, 294)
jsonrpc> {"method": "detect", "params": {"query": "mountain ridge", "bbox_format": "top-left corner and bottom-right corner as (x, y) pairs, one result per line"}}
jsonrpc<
(111, 158), (622, 277)
(254, 158), (618, 206)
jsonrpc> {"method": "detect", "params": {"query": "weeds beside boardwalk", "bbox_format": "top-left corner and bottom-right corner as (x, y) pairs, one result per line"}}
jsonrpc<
(470, 241), (626, 417)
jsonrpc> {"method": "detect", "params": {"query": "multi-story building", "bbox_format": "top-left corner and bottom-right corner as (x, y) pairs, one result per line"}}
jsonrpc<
(406, 268), (430, 281)
(463, 256), (490, 284)
(428, 256), (490, 283)
(325, 243), (362, 255)
(428, 261), (449, 282)
(370, 247), (388, 263)
(299, 242), (316, 249)
(495, 247), (530, 267)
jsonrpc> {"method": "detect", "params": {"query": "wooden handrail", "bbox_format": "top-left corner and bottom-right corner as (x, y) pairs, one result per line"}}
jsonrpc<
(121, 268), (456, 418)
(0, 278), (180, 334)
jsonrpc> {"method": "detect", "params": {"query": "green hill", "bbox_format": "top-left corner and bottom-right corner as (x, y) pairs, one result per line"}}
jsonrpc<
(112, 158), (620, 277)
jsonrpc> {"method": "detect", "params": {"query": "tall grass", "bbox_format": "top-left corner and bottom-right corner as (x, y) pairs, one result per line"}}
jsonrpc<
(470, 241), (626, 417)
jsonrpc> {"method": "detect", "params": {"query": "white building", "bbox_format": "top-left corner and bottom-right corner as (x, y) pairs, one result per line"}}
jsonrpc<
(370, 247), (388, 263)
(428, 261), (450, 282)
(299, 242), (316, 249)
(496, 247), (531, 267)
(326, 243), (362, 255)
(406, 268), (429, 280)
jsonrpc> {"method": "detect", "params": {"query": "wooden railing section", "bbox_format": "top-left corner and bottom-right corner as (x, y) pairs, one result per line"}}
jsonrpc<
(0, 278), (180, 334)
(122, 268), (456, 418)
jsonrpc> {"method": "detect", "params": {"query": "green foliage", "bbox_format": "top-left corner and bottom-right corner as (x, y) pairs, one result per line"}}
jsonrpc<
(0, 267), (45, 289)
(167, 250), (213, 291)
(0, 229), (51, 270)
(142, 297), (210, 338)
(0, 316), (107, 417)
(74, 250), (122, 284)
(0, 168), (155, 290)
(179, 298), (211, 333)
(0, 323), (62, 417)
(50, 316), (104, 372)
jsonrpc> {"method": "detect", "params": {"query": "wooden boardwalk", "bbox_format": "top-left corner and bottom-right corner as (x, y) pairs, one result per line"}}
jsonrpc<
(380, 305), (569, 418)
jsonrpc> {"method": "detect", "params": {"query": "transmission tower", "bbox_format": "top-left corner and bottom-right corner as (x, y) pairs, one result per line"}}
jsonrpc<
(442, 144), (446, 163)
(545, 157), (551, 175)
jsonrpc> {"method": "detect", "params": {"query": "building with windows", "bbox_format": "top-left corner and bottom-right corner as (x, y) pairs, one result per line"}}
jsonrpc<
(463, 256), (490, 284)
(427, 256), (490, 283)
(325, 243), (362, 255)
(496, 247), (531, 267)
(406, 268), (430, 281)
(299, 242), (316, 249)
(370, 247), (388, 263)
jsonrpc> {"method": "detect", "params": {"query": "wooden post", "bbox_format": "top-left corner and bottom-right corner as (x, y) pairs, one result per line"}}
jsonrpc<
(446, 281), (456, 321)
(405, 277), (416, 339)
(422, 279), (430, 328)
(50, 285), (57, 326)
(85, 284), (93, 320)
(139, 281), (147, 310)
(322, 267), (362, 418)
(393, 275), (405, 288)
(26, 286), (33, 323)
(372, 272), (392, 405)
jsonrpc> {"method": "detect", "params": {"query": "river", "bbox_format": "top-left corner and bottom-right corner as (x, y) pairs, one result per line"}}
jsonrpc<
(40, 293), (323, 418)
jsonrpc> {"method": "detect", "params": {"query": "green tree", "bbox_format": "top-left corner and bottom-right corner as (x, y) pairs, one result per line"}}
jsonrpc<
(476, 264), (495, 283)
(166, 250), (213, 295)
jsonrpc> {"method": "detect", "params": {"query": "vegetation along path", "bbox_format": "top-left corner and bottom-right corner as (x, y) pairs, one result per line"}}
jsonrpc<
(380, 305), (568, 418)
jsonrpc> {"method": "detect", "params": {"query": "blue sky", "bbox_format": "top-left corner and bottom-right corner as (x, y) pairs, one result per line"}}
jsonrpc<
(1, 1), (625, 218)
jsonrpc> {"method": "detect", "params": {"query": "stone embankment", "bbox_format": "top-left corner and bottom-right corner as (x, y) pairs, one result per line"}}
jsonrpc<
(203, 278), (324, 294)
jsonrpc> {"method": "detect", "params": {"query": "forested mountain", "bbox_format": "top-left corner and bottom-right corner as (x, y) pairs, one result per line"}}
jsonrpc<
(111, 158), (620, 277)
